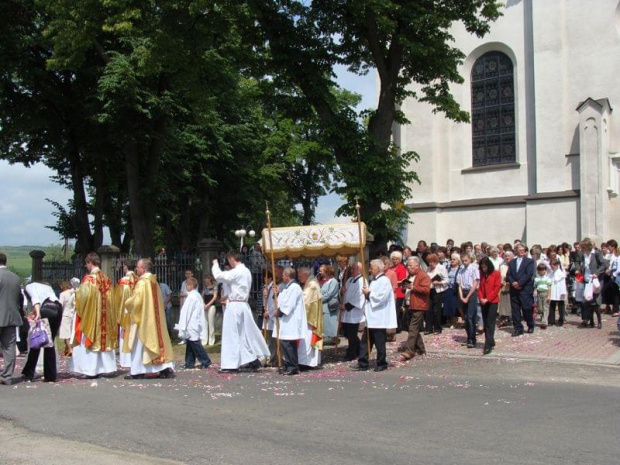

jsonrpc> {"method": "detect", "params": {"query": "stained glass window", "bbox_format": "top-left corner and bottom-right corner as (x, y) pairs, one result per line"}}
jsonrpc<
(471, 52), (516, 166)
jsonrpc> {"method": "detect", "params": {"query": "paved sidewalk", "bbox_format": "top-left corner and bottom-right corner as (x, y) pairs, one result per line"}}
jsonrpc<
(391, 312), (620, 366)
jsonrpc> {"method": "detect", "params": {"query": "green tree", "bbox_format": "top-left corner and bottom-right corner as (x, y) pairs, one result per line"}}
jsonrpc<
(241, 0), (502, 250)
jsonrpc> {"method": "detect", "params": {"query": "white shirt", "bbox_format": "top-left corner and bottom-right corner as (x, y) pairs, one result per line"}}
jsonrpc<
(275, 280), (306, 340)
(342, 275), (366, 324)
(212, 262), (251, 301)
(365, 274), (397, 329)
(175, 289), (207, 342)
(25, 282), (58, 306)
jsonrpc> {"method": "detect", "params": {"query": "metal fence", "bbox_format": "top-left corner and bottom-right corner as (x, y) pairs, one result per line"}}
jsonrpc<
(113, 253), (203, 295)
(40, 256), (85, 293)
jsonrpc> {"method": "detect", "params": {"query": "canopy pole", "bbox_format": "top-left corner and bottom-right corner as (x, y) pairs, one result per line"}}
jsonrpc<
(355, 197), (372, 361)
(265, 203), (283, 370)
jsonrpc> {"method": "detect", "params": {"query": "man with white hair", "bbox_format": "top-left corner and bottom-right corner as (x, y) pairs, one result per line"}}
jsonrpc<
(355, 259), (397, 372)
(124, 258), (176, 379)
(297, 267), (322, 368)
(274, 267), (306, 375)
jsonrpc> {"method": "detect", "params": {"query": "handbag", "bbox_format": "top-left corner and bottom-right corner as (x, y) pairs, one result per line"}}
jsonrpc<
(28, 318), (54, 349)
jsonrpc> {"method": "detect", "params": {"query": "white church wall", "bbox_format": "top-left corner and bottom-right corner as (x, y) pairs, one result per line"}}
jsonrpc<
(532, 0), (620, 194)
(525, 197), (579, 245)
(407, 203), (526, 246)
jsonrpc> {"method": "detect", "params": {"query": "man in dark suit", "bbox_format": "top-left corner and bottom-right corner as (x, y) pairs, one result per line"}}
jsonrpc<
(506, 243), (535, 336)
(0, 252), (25, 385)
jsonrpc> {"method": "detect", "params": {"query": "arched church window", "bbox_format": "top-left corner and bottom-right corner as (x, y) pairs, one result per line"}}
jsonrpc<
(471, 52), (515, 166)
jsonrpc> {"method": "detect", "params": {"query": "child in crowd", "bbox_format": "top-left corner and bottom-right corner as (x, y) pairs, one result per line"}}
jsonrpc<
(534, 263), (552, 328)
(174, 277), (212, 370)
(548, 259), (567, 326)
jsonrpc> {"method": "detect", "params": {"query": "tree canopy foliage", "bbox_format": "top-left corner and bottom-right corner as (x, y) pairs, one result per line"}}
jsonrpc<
(0, 0), (501, 255)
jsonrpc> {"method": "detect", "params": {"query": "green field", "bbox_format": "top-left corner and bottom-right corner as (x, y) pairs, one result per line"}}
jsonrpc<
(0, 245), (64, 278)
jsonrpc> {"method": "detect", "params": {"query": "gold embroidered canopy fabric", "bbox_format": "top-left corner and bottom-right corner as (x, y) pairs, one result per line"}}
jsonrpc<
(261, 223), (367, 259)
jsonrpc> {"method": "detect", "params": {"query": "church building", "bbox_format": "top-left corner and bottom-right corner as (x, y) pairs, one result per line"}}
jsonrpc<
(399, 0), (620, 247)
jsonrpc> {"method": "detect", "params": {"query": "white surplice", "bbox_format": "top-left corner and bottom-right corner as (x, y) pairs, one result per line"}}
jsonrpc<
(175, 289), (208, 343)
(213, 262), (270, 369)
(365, 274), (398, 329)
(342, 275), (366, 324)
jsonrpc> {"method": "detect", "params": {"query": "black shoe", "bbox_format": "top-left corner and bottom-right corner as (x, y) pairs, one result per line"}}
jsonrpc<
(124, 374), (145, 380)
(217, 369), (240, 374)
(157, 368), (176, 379)
(511, 330), (524, 337)
(526, 327), (535, 334)
(467, 342), (475, 349)
(283, 370), (300, 376)
(424, 331), (433, 335)
(353, 365), (369, 371)
(76, 374), (100, 380)
(240, 360), (261, 372)
(374, 366), (388, 372)
(483, 347), (492, 355)
(202, 363), (212, 369)
(416, 349), (427, 356)
(0, 378), (15, 385)
(597, 322), (602, 329)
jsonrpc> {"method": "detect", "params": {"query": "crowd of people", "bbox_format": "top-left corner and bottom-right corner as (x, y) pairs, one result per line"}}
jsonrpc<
(0, 236), (618, 384)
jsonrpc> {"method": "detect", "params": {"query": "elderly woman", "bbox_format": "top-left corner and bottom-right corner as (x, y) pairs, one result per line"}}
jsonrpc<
(320, 265), (340, 344)
(488, 246), (504, 272)
(498, 250), (514, 327)
(443, 253), (462, 328)
(58, 278), (79, 356)
(389, 251), (408, 335)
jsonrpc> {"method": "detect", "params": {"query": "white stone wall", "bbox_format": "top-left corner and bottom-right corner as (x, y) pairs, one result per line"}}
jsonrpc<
(397, 0), (620, 245)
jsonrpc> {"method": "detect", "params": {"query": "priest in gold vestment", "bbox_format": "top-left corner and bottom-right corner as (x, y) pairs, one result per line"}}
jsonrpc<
(123, 258), (175, 379)
(297, 267), (322, 367)
(70, 252), (118, 378)
(114, 260), (138, 368)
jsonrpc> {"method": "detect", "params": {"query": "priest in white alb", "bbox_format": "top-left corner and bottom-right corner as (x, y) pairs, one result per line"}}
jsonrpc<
(355, 259), (397, 372)
(274, 267), (306, 375)
(114, 259), (138, 369)
(123, 258), (175, 379)
(71, 253), (118, 379)
(297, 267), (322, 368)
(212, 252), (269, 374)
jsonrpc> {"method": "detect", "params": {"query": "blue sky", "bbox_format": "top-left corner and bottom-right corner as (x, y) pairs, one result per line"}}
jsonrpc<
(0, 67), (375, 246)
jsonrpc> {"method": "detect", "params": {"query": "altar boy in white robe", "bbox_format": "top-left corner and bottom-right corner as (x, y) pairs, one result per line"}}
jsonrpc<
(341, 262), (365, 362)
(274, 267), (306, 375)
(355, 259), (397, 372)
(175, 278), (212, 369)
(212, 252), (270, 374)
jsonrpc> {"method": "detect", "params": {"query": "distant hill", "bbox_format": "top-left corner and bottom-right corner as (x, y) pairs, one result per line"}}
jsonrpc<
(0, 244), (70, 278)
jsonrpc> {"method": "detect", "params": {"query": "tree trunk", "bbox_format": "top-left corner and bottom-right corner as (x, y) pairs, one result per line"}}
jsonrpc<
(124, 141), (154, 256)
(67, 137), (94, 254)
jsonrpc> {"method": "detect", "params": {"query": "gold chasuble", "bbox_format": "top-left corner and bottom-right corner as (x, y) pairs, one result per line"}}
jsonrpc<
(75, 268), (118, 351)
(124, 273), (174, 365)
(303, 278), (324, 350)
(114, 272), (138, 354)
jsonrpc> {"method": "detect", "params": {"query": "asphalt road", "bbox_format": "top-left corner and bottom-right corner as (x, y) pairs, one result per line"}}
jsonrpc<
(1, 355), (619, 465)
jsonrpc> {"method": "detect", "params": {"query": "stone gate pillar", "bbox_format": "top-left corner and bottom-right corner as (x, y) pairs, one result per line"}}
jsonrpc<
(97, 245), (120, 281)
(29, 250), (46, 282)
(197, 238), (224, 277)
